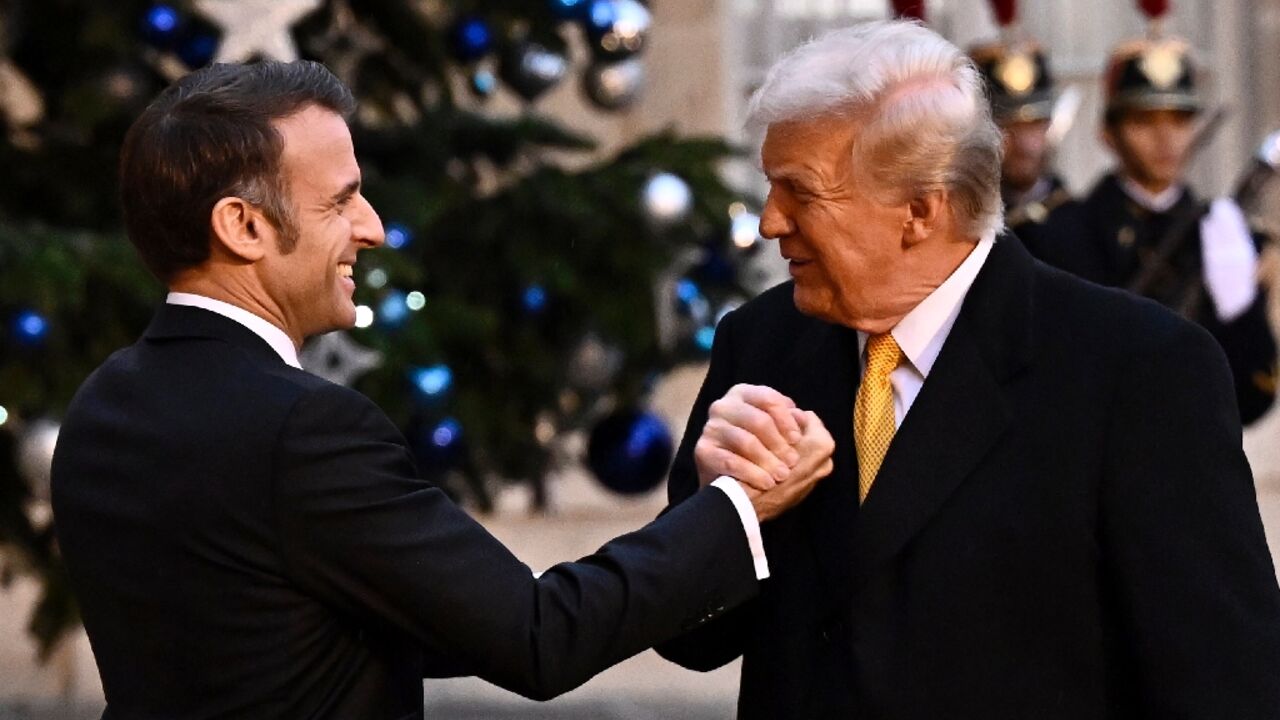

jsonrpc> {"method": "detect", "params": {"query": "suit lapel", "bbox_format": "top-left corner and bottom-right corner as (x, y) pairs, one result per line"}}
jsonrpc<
(852, 237), (1036, 586)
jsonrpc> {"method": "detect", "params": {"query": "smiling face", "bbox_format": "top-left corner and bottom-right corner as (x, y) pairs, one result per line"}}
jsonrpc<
(258, 105), (384, 343)
(758, 115), (966, 333)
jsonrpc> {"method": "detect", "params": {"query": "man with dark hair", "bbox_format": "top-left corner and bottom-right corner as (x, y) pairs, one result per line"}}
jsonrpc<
(50, 60), (834, 718)
(1067, 36), (1277, 423)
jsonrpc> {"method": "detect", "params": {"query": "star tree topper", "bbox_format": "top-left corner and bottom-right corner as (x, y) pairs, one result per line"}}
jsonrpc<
(195, 0), (322, 63)
(300, 331), (384, 387)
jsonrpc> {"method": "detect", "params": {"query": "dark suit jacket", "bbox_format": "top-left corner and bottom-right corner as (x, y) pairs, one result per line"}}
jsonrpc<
(658, 238), (1280, 718)
(1064, 174), (1277, 424)
(51, 304), (758, 719)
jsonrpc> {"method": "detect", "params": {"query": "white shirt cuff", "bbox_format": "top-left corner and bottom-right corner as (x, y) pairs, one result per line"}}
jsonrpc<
(710, 476), (770, 580)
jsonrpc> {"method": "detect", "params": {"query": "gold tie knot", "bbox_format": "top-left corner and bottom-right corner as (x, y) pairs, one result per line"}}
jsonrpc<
(865, 333), (902, 378)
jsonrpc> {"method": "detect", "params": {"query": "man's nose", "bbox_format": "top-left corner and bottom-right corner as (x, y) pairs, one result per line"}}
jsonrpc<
(758, 193), (793, 240)
(353, 195), (386, 248)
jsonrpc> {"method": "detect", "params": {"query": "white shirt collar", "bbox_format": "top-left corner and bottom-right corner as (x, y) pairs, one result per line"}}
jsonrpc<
(858, 233), (995, 378)
(1118, 175), (1184, 214)
(166, 292), (302, 369)
(1007, 175), (1054, 207)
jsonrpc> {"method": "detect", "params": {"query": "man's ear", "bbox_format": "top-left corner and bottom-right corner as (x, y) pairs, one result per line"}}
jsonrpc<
(209, 197), (270, 263)
(904, 190), (946, 246)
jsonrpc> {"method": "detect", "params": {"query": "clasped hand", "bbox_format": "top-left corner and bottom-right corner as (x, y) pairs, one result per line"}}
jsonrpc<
(694, 384), (834, 521)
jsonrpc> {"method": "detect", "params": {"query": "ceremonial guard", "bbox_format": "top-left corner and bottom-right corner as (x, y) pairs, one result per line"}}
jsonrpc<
(1070, 15), (1277, 423)
(970, 15), (1085, 271)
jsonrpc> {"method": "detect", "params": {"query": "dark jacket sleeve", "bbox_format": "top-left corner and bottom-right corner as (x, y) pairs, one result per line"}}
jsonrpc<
(656, 309), (762, 671)
(1198, 289), (1277, 426)
(1101, 317), (1280, 717)
(270, 382), (759, 701)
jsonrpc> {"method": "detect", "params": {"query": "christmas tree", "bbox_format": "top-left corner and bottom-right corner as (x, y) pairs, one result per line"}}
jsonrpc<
(0, 0), (763, 655)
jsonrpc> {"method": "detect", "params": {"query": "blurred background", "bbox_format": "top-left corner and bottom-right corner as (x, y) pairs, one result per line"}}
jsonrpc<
(2, 0), (1280, 717)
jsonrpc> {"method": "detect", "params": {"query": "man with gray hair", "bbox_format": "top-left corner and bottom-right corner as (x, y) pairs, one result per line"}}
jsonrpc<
(658, 20), (1280, 718)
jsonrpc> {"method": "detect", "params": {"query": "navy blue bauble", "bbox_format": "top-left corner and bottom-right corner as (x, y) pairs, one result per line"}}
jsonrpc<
(587, 409), (674, 495)
(384, 222), (413, 249)
(141, 4), (183, 49)
(693, 243), (736, 287)
(409, 416), (465, 475)
(498, 40), (568, 103)
(177, 34), (218, 69)
(522, 284), (548, 314)
(451, 15), (494, 63)
(12, 310), (49, 347)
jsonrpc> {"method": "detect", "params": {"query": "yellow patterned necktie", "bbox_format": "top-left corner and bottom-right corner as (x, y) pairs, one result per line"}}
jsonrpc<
(854, 333), (902, 503)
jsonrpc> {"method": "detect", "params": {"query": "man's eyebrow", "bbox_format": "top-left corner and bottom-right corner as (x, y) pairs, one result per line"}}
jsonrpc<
(330, 179), (361, 204)
(764, 166), (809, 184)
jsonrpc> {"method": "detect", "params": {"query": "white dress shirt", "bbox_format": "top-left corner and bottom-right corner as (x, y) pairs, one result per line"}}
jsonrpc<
(166, 292), (302, 369)
(166, 292), (770, 580)
(857, 234), (995, 428)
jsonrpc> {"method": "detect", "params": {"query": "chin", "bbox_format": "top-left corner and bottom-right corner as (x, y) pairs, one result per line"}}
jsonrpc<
(792, 285), (834, 322)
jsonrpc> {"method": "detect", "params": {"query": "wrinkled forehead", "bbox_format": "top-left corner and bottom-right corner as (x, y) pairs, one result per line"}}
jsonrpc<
(759, 116), (860, 173)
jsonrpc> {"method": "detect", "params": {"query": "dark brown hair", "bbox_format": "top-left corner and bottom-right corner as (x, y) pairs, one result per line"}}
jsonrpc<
(118, 61), (356, 282)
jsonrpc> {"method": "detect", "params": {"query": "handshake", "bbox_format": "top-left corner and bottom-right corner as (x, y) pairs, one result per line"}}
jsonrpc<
(693, 384), (836, 521)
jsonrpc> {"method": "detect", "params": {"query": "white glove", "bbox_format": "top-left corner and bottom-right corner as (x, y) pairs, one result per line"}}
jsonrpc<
(1199, 197), (1259, 322)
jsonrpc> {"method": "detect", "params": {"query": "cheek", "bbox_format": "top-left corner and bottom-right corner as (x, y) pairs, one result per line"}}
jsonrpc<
(1129, 131), (1159, 159)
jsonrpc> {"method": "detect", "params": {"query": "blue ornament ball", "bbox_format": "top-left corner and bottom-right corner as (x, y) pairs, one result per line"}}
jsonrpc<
(694, 325), (716, 353)
(410, 364), (454, 403)
(451, 15), (494, 63)
(470, 69), (497, 99)
(178, 34), (218, 69)
(522, 284), (548, 314)
(377, 290), (410, 329)
(587, 409), (674, 496)
(13, 310), (49, 346)
(410, 416), (465, 474)
(384, 222), (413, 250)
(584, 0), (619, 33)
(549, 0), (591, 20)
(584, 0), (650, 59)
(693, 244), (735, 287)
(141, 4), (183, 49)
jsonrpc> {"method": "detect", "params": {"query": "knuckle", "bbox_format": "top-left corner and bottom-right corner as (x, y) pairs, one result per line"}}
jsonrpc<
(744, 413), (771, 435)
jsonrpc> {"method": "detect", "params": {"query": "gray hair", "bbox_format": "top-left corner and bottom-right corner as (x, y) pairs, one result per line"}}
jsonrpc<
(747, 20), (1004, 238)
